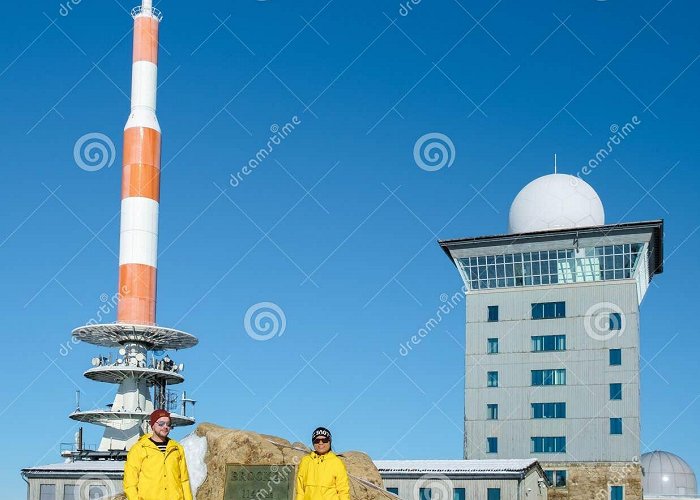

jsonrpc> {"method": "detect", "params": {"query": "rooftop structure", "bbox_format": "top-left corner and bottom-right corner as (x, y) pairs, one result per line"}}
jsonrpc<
(642, 451), (698, 498)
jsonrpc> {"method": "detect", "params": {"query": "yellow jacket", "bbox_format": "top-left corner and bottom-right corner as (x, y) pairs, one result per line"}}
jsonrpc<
(296, 451), (350, 500)
(123, 434), (193, 500)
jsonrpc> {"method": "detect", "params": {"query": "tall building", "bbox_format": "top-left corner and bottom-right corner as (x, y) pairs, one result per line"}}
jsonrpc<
(22, 2), (197, 498)
(439, 173), (663, 499)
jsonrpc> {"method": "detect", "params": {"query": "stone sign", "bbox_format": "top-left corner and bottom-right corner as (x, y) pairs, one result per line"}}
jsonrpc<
(223, 465), (295, 500)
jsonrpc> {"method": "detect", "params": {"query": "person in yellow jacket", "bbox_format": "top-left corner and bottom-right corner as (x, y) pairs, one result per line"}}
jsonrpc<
(123, 409), (193, 500)
(296, 427), (350, 500)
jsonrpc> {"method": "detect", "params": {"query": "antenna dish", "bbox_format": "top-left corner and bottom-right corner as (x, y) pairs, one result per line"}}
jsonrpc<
(91, 357), (101, 367)
(119, 348), (126, 356)
(136, 353), (145, 362)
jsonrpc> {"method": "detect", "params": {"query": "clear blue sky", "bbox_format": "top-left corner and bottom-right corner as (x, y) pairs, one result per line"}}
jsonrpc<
(2, 0), (699, 497)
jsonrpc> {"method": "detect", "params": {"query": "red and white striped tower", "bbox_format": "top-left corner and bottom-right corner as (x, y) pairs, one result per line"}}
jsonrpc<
(119, 0), (162, 325)
(70, 0), (198, 453)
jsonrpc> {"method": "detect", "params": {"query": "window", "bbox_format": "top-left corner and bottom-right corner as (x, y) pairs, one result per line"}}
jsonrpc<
(64, 485), (78, 500)
(610, 418), (623, 435)
(532, 402), (566, 419)
(487, 437), (498, 453)
(531, 335), (566, 352)
(532, 301), (565, 319)
(610, 383), (622, 400)
(387, 488), (398, 495)
(610, 349), (622, 366)
(458, 244), (645, 291)
(531, 436), (566, 453)
(487, 338), (499, 354)
(419, 488), (431, 500)
(611, 485), (624, 500)
(488, 305), (499, 322)
(487, 488), (501, 500)
(487, 404), (499, 420)
(544, 470), (567, 487)
(487, 371), (499, 387)
(453, 488), (465, 500)
(609, 313), (623, 330)
(531, 369), (566, 386)
(39, 484), (56, 500)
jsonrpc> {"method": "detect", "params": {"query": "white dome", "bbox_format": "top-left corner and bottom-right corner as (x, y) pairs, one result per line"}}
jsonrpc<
(642, 451), (697, 496)
(508, 173), (605, 234)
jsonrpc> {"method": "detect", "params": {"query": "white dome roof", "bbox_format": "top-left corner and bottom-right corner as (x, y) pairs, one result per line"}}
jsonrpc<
(508, 173), (605, 234)
(641, 451), (697, 496)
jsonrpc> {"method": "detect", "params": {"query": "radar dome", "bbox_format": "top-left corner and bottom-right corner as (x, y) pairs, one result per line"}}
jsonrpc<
(508, 173), (604, 234)
(641, 451), (697, 496)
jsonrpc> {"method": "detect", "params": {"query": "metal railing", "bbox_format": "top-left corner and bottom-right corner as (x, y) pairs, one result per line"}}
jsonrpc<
(131, 6), (163, 21)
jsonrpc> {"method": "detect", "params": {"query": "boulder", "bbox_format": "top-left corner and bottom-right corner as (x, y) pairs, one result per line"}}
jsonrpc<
(113, 423), (391, 500)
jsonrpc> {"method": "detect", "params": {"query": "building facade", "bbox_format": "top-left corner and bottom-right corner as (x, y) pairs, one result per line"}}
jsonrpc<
(376, 459), (548, 500)
(438, 173), (663, 500)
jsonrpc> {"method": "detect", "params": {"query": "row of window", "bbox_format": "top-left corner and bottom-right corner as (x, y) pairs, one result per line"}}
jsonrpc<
(487, 303), (623, 329)
(388, 487), (502, 500)
(486, 370), (625, 399)
(387, 481), (625, 498)
(40, 483), (108, 500)
(486, 403), (623, 432)
(459, 243), (644, 290)
(485, 436), (567, 453)
(487, 336), (623, 366)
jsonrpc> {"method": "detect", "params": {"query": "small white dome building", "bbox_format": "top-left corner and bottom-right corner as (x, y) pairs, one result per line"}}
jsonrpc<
(642, 451), (698, 498)
(508, 173), (605, 234)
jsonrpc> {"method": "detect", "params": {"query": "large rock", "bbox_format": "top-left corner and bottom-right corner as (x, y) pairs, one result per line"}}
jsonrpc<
(113, 423), (391, 500)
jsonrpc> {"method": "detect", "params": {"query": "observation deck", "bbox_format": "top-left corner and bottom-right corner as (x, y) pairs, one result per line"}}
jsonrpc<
(72, 323), (198, 350)
(70, 410), (194, 428)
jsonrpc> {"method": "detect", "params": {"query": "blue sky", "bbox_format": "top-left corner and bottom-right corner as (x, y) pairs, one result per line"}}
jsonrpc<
(2, 0), (699, 497)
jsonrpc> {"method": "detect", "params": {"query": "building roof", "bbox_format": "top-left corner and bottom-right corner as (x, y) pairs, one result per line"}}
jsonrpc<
(438, 219), (664, 276)
(21, 460), (125, 478)
(374, 459), (542, 476)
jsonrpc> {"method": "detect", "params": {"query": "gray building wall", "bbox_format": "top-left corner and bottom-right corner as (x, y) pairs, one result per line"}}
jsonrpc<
(381, 472), (547, 500)
(465, 277), (641, 463)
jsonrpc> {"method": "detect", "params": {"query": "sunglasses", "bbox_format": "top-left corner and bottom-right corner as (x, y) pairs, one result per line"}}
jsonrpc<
(313, 437), (330, 444)
(155, 421), (172, 428)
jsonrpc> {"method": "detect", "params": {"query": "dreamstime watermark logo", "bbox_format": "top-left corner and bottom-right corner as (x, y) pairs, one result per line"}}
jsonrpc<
(230, 116), (301, 188)
(59, 287), (128, 357)
(413, 475), (454, 500)
(399, 285), (467, 356)
(74, 473), (119, 500)
(74, 132), (115, 172)
(584, 302), (625, 341)
(398, 0), (422, 16)
(244, 302), (287, 341)
(59, 0), (82, 16)
(247, 461), (300, 500)
(413, 132), (456, 172)
(572, 116), (641, 184)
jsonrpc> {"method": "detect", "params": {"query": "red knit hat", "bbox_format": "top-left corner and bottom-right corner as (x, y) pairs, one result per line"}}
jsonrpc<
(149, 409), (171, 428)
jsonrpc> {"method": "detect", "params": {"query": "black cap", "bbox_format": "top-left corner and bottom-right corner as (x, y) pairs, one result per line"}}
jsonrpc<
(312, 427), (331, 442)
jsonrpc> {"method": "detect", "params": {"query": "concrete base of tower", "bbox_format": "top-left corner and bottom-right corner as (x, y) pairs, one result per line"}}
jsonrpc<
(542, 461), (643, 500)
